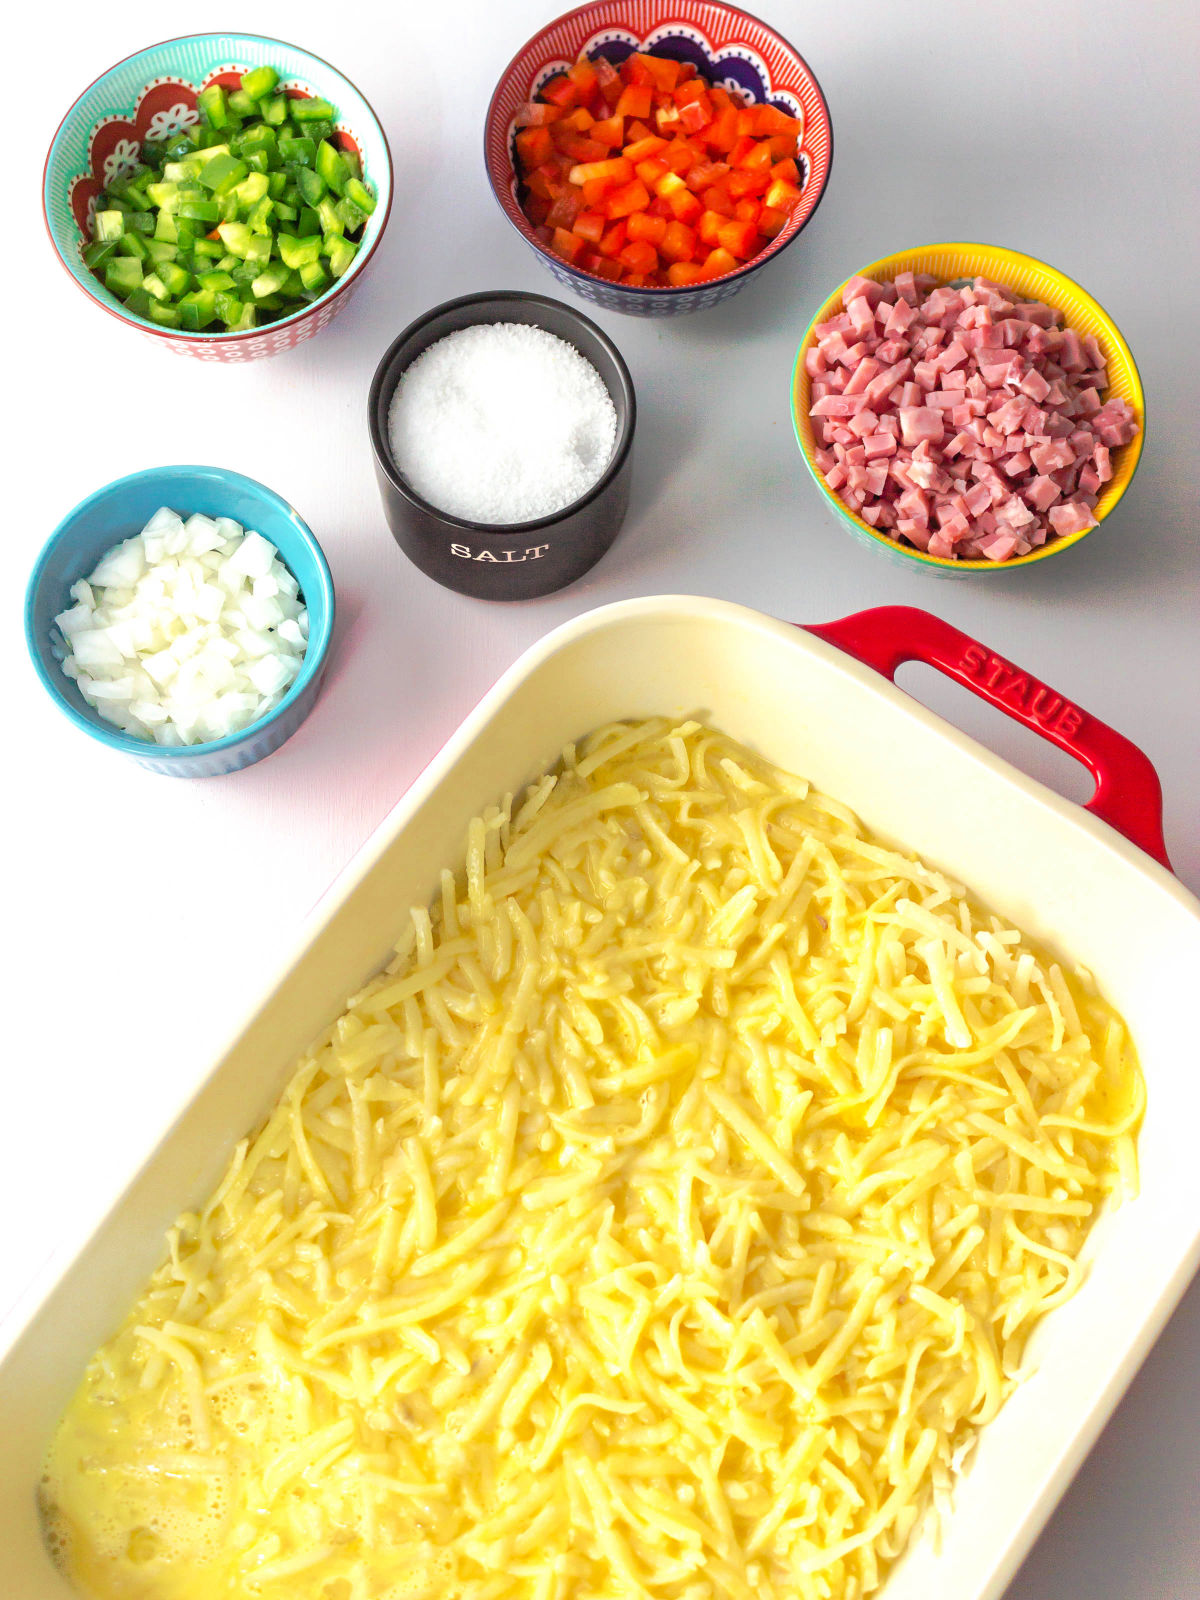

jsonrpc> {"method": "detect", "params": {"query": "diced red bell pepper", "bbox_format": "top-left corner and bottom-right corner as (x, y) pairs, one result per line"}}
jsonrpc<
(574, 209), (606, 243)
(619, 239), (658, 275)
(541, 75), (581, 109)
(605, 178), (651, 218)
(754, 104), (803, 138)
(623, 134), (670, 163)
(697, 209), (725, 247)
(524, 192), (551, 226)
(700, 245), (738, 278)
(614, 85), (652, 121)
(593, 55), (622, 105)
(545, 191), (581, 230)
(678, 97), (713, 135)
(636, 156), (670, 188)
(685, 160), (729, 192)
(626, 211), (666, 245)
(581, 176), (613, 206)
(518, 46), (793, 289)
(514, 102), (561, 128)
(673, 79), (708, 109)
(598, 219), (628, 256)
(703, 107), (739, 152)
(717, 218), (759, 258)
(588, 254), (624, 282)
(590, 115), (625, 149)
(569, 156), (633, 186)
(558, 136), (610, 163)
(727, 168), (770, 199)
(551, 226), (585, 263)
(637, 53), (684, 91)
(516, 127), (554, 169)
(764, 178), (804, 211)
(701, 182), (735, 217)
(569, 59), (598, 95)
(664, 141), (699, 173)
(733, 138), (775, 172)
(660, 219), (697, 261)
(666, 186), (702, 224)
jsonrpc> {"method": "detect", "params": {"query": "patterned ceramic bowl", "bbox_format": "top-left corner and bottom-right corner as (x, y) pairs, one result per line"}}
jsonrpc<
(484, 1), (832, 317)
(25, 465), (336, 776)
(43, 34), (393, 362)
(791, 242), (1146, 576)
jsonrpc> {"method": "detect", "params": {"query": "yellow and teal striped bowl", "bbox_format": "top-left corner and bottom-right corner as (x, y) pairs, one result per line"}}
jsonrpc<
(791, 243), (1145, 575)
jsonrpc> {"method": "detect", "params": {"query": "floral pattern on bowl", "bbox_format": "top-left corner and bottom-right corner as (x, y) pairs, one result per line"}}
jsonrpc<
(484, 1), (833, 317)
(45, 34), (393, 362)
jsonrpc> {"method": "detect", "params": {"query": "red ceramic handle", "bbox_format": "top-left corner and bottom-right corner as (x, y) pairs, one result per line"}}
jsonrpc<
(804, 606), (1172, 871)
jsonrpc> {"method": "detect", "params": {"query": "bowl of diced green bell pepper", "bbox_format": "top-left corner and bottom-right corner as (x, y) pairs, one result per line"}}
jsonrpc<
(44, 33), (393, 361)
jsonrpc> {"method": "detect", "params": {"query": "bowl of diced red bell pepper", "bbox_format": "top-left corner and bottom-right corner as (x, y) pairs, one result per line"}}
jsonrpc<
(484, 0), (833, 316)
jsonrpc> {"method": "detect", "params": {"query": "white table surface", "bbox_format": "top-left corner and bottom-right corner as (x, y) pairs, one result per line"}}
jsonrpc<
(7, 2), (1199, 1594)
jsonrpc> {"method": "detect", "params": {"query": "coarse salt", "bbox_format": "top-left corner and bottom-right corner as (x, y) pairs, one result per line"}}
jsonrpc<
(387, 322), (618, 525)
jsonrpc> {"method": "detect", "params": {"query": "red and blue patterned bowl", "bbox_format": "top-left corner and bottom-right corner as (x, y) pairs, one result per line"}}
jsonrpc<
(484, 1), (833, 317)
(43, 33), (393, 362)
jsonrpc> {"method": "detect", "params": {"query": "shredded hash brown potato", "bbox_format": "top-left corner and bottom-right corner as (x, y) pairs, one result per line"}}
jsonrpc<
(43, 720), (1142, 1600)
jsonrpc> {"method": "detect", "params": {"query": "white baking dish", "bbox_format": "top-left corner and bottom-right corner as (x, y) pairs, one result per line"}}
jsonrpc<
(4, 595), (1199, 1600)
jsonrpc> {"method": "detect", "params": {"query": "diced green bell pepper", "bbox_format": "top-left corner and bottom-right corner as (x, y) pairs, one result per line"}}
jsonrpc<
(315, 139), (348, 195)
(83, 238), (119, 269)
(278, 232), (323, 269)
(177, 288), (218, 329)
(94, 209), (126, 242)
(335, 197), (366, 233)
(345, 177), (376, 215)
(241, 65), (280, 100)
(197, 85), (229, 129)
(326, 235), (358, 277)
(299, 258), (331, 295)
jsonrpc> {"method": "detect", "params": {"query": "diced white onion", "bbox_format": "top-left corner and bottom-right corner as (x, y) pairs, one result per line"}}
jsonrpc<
(53, 510), (309, 746)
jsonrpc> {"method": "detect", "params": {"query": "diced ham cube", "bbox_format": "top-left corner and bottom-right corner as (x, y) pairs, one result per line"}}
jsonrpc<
(1048, 500), (1097, 537)
(847, 295), (876, 338)
(899, 407), (945, 446)
(1030, 439), (1077, 473)
(1024, 475), (1061, 512)
(863, 432), (897, 459)
(979, 531), (1021, 561)
(844, 357), (884, 395)
(842, 274), (885, 308)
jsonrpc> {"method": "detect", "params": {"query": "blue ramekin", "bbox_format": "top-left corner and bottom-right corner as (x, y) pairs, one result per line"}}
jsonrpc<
(24, 465), (335, 777)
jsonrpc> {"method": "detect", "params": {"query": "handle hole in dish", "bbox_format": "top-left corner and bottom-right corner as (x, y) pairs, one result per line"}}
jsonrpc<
(894, 661), (1095, 806)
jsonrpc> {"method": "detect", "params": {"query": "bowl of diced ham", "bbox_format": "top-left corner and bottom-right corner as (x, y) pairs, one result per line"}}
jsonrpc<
(792, 243), (1145, 570)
